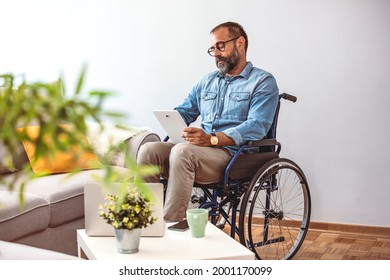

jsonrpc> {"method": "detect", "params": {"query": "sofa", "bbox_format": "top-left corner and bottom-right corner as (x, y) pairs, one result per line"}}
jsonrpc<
(0, 128), (160, 257)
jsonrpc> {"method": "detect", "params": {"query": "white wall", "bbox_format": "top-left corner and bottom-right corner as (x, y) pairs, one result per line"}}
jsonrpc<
(1, 0), (389, 227)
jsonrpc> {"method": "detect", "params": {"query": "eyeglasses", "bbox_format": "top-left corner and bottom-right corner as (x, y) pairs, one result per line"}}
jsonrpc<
(207, 36), (240, 57)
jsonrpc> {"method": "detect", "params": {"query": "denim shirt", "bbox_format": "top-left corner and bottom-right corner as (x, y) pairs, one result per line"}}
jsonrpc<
(175, 62), (279, 154)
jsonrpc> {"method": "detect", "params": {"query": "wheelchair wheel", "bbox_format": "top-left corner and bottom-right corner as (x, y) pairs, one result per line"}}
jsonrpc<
(239, 158), (311, 260)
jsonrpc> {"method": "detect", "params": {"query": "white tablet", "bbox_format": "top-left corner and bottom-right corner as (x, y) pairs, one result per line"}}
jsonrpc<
(153, 110), (187, 144)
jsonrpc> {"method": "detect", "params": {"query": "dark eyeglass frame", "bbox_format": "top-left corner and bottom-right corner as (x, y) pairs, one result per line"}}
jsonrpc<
(207, 36), (241, 57)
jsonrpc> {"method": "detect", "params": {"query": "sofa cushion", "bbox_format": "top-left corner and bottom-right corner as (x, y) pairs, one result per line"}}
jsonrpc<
(17, 125), (101, 175)
(1, 167), (129, 227)
(0, 190), (50, 241)
(14, 218), (85, 256)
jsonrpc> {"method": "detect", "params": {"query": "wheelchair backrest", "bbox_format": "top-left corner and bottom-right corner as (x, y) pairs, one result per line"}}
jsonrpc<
(266, 93), (297, 140)
(266, 99), (281, 140)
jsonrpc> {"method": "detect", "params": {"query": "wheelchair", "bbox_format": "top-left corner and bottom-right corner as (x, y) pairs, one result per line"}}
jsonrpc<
(164, 93), (311, 260)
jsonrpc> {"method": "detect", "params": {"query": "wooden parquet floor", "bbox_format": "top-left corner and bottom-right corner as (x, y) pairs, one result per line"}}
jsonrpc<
(222, 226), (390, 260)
(293, 229), (390, 260)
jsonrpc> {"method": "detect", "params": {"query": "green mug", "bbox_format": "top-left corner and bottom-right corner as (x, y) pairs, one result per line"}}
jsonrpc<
(186, 208), (208, 238)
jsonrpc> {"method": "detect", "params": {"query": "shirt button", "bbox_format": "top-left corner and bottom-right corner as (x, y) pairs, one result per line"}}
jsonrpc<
(213, 128), (216, 132)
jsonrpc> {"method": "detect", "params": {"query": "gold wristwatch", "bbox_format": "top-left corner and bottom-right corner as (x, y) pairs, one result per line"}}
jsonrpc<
(210, 132), (219, 146)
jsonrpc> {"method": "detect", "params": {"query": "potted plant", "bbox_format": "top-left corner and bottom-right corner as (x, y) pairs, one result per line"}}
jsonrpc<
(99, 183), (157, 253)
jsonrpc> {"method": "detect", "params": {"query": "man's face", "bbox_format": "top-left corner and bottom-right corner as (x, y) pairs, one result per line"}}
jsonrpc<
(210, 28), (240, 74)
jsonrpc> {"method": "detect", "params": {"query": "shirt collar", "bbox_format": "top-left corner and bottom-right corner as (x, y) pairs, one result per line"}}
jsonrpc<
(240, 61), (253, 79)
(217, 61), (253, 80)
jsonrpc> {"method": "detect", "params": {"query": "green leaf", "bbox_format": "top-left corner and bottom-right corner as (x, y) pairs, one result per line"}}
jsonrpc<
(75, 64), (87, 95)
(18, 183), (26, 209)
(89, 90), (114, 98)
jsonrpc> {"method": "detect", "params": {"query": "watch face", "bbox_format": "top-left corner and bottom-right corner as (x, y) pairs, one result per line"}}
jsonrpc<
(210, 136), (218, 145)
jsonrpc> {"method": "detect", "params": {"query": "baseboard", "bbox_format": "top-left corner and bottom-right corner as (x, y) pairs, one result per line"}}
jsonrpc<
(309, 221), (390, 237)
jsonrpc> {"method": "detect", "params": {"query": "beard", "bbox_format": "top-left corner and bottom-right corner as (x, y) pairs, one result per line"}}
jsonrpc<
(215, 48), (239, 74)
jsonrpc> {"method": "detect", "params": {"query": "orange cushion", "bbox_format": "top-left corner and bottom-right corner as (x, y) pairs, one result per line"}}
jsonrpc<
(17, 125), (101, 174)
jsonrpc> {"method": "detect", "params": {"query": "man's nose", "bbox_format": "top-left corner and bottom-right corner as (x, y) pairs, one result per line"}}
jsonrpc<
(213, 48), (222, 57)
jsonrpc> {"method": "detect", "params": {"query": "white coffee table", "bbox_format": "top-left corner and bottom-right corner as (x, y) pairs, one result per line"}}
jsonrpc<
(77, 222), (254, 260)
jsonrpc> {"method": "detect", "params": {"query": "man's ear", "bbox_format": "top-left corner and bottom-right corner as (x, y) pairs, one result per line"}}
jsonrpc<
(237, 36), (246, 52)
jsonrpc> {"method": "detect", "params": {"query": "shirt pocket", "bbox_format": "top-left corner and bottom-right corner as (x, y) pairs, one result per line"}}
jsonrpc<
(201, 92), (217, 101)
(227, 92), (251, 118)
(200, 91), (218, 121)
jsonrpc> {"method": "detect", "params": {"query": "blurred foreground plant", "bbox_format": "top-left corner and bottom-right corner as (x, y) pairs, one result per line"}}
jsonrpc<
(0, 66), (158, 206)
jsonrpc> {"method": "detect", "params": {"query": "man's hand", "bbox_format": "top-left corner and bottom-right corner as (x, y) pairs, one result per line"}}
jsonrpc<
(182, 127), (236, 147)
(182, 127), (210, 146)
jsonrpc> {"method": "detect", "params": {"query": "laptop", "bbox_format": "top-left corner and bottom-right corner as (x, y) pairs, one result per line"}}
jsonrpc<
(153, 110), (187, 144)
(84, 182), (165, 237)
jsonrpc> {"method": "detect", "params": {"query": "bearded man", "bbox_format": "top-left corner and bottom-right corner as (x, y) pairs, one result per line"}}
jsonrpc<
(137, 22), (279, 222)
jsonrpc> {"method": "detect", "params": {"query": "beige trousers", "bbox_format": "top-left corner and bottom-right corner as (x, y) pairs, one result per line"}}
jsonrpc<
(137, 142), (232, 222)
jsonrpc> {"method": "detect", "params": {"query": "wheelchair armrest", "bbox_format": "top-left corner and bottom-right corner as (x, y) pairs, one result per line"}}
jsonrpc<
(244, 138), (281, 154)
(245, 138), (279, 147)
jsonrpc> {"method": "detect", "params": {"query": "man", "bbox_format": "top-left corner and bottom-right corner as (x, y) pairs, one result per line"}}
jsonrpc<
(137, 22), (279, 222)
